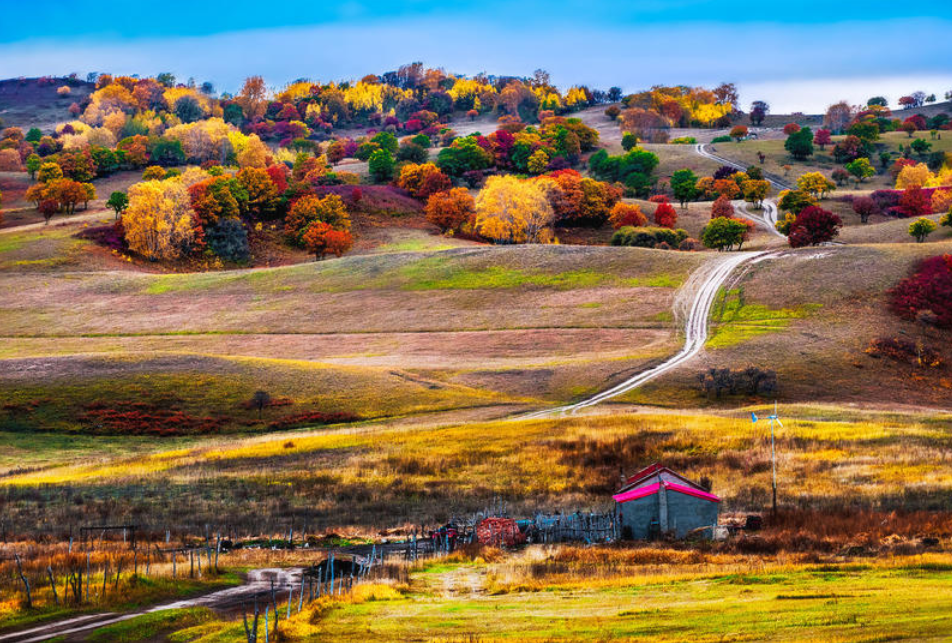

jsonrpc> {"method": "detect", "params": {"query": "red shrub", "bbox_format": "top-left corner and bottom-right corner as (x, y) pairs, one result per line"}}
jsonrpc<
(889, 255), (952, 327)
(268, 411), (361, 430)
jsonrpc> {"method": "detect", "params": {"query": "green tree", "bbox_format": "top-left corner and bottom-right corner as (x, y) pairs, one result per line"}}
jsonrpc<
(845, 157), (875, 182)
(784, 127), (814, 160)
(908, 217), (937, 242)
(702, 217), (751, 251)
(174, 96), (204, 124)
(368, 149), (395, 183)
(670, 168), (698, 207)
(370, 131), (399, 154)
(25, 154), (41, 180)
(106, 191), (128, 219)
(910, 138), (932, 157)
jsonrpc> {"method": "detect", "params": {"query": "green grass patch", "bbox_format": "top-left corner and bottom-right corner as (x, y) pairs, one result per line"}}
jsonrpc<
(400, 265), (610, 291)
(707, 288), (820, 349)
(87, 607), (216, 642)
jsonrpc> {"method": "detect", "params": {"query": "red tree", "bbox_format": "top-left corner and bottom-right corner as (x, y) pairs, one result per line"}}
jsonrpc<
(787, 206), (842, 247)
(783, 123), (801, 135)
(851, 196), (878, 223)
(653, 199), (678, 228)
(813, 129), (832, 150)
(710, 195), (734, 218)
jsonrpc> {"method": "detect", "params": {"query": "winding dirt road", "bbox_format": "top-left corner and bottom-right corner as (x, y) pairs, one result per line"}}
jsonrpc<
(0, 568), (299, 643)
(521, 249), (769, 419)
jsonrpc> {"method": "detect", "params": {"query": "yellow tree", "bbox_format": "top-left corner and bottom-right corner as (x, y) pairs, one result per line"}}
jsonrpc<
(123, 179), (196, 260)
(236, 134), (270, 168)
(474, 175), (555, 244)
(796, 172), (836, 199)
(895, 163), (934, 190)
(741, 179), (771, 208)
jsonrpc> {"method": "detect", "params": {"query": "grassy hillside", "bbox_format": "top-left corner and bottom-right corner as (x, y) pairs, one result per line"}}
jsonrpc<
(3, 405), (951, 534)
(622, 239), (952, 408)
(0, 243), (703, 433)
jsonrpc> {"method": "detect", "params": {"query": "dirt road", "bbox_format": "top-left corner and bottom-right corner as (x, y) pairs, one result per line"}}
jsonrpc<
(522, 250), (769, 418)
(0, 568), (299, 643)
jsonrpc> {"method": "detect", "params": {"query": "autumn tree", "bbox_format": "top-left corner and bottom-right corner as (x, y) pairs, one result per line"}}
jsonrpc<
(38, 162), (63, 183)
(236, 167), (278, 217)
(713, 178), (740, 200)
(796, 172), (836, 199)
(832, 135), (866, 163)
(729, 125), (748, 141)
(777, 189), (817, 216)
(237, 76), (268, 121)
(653, 198), (678, 228)
(284, 194), (351, 246)
(852, 196), (878, 223)
(424, 187), (475, 233)
(608, 202), (647, 229)
(301, 222), (353, 260)
(711, 195), (735, 218)
(787, 206), (842, 247)
(123, 179), (196, 260)
(899, 185), (932, 218)
(813, 129), (832, 150)
(741, 179), (770, 208)
(824, 101), (853, 133)
(474, 175), (555, 244)
(396, 163), (452, 199)
(749, 100), (769, 126)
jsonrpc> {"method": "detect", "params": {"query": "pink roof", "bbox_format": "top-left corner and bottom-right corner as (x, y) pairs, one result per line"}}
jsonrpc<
(613, 481), (720, 504)
(623, 463), (703, 490)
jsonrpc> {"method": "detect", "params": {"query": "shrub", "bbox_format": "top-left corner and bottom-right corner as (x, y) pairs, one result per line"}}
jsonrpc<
(711, 135), (732, 144)
(698, 367), (777, 398)
(424, 188), (475, 233)
(608, 202), (647, 229)
(888, 255), (952, 327)
(611, 225), (688, 248)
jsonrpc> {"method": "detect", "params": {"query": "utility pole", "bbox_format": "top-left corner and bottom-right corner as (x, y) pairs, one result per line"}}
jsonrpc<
(768, 401), (782, 514)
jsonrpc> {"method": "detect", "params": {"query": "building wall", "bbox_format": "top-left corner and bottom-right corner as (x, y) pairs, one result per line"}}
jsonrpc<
(618, 494), (659, 540)
(618, 491), (718, 540)
(664, 492), (719, 538)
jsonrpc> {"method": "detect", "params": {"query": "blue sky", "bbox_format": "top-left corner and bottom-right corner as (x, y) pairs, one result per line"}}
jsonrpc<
(2, 1), (951, 112)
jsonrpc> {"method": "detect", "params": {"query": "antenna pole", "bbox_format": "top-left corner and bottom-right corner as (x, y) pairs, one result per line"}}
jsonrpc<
(771, 400), (777, 514)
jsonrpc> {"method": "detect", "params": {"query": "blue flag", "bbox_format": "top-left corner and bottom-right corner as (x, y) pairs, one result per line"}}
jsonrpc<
(751, 412), (759, 423)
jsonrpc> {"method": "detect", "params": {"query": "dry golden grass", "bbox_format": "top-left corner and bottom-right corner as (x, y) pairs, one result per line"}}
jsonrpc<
(3, 407), (951, 536)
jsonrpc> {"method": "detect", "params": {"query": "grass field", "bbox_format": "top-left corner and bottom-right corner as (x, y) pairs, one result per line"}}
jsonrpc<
(708, 130), (952, 191)
(91, 547), (952, 643)
(4, 404), (951, 534)
(0, 244), (705, 435)
(306, 553), (952, 642)
(621, 238), (952, 409)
